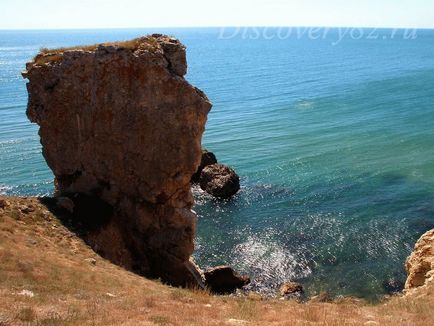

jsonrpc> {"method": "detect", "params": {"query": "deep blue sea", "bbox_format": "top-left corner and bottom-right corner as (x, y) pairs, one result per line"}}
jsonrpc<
(1, 28), (433, 300)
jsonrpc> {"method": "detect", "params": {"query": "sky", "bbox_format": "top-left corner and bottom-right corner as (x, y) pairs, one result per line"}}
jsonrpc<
(0, 0), (433, 29)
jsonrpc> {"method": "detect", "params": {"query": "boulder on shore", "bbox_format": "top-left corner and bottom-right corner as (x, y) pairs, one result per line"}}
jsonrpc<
(279, 282), (303, 297)
(199, 164), (240, 199)
(204, 265), (250, 294)
(191, 149), (217, 183)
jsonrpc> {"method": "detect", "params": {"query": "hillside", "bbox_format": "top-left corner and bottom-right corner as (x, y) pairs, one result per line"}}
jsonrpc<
(1, 196), (433, 325)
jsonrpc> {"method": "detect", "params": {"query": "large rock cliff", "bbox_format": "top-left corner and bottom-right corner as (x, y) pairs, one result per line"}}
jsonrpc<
(23, 35), (212, 286)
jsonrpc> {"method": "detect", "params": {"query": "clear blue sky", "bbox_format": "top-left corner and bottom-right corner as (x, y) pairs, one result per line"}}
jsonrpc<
(1, 0), (433, 29)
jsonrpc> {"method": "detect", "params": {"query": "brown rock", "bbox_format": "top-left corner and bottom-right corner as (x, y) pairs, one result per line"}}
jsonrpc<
(157, 35), (188, 76)
(0, 198), (7, 209)
(199, 164), (240, 199)
(204, 266), (250, 294)
(191, 149), (217, 183)
(23, 35), (212, 286)
(405, 229), (434, 289)
(279, 282), (303, 296)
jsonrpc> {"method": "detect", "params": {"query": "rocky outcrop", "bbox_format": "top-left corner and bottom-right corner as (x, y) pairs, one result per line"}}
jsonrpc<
(279, 282), (303, 297)
(199, 164), (240, 199)
(191, 149), (217, 183)
(23, 35), (212, 286)
(405, 229), (434, 290)
(204, 266), (250, 294)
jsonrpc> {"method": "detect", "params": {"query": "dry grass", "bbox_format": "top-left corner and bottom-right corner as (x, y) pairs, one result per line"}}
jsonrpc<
(1, 196), (433, 325)
(33, 36), (159, 66)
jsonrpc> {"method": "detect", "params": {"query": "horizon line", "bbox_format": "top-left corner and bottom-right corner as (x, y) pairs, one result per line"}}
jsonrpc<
(0, 25), (433, 32)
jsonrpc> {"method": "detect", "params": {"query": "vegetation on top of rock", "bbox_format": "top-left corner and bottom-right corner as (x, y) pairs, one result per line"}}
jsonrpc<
(30, 34), (172, 66)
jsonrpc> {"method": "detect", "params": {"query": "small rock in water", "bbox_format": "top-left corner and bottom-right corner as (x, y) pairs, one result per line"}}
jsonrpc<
(199, 164), (240, 199)
(191, 149), (218, 183)
(204, 265), (250, 294)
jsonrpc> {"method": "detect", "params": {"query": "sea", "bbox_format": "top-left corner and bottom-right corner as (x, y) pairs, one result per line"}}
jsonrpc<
(1, 27), (433, 301)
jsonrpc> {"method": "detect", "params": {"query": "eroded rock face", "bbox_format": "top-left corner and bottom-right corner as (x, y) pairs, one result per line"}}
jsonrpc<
(23, 35), (212, 286)
(405, 229), (434, 290)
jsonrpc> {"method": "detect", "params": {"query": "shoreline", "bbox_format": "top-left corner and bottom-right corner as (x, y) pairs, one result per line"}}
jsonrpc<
(1, 194), (431, 303)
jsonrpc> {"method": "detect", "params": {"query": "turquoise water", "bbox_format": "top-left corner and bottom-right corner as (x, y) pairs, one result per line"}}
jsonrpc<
(1, 28), (434, 300)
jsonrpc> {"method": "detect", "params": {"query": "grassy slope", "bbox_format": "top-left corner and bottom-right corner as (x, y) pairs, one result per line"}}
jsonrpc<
(0, 196), (433, 325)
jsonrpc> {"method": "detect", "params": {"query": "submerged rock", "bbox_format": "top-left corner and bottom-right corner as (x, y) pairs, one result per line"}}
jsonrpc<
(23, 35), (212, 286)
(191, 149), (217, 183)
(405, 229), (434, 290)
(199, 164), (240, 199)
(204, 266), (250, 294)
